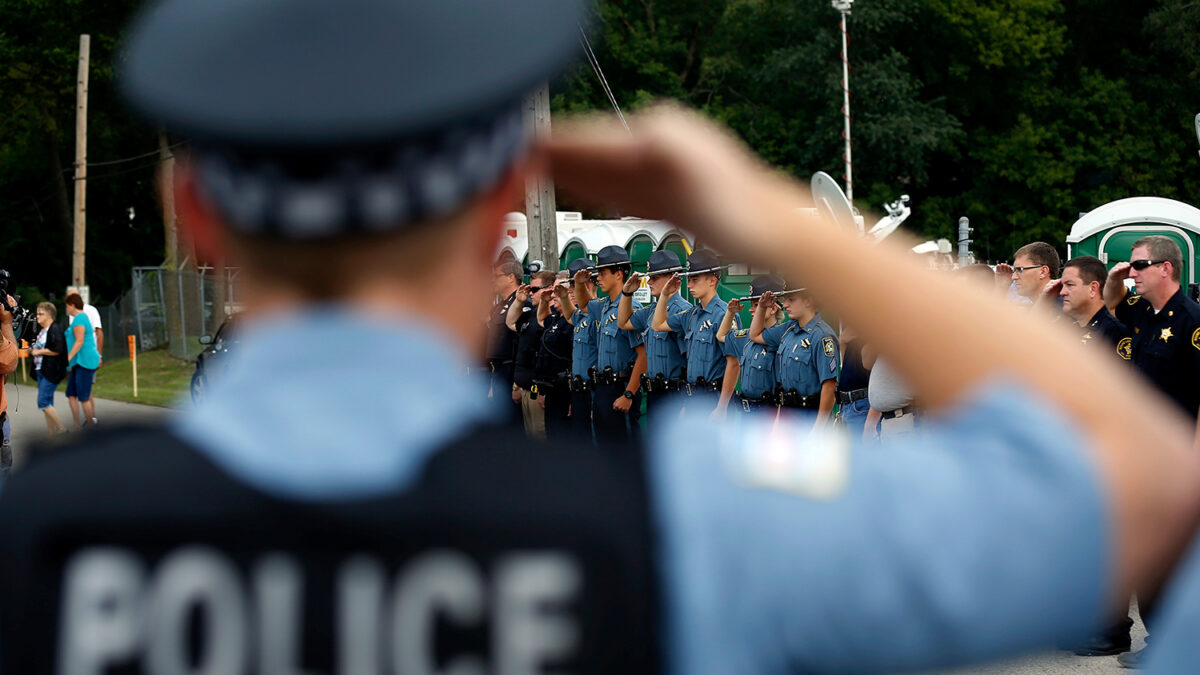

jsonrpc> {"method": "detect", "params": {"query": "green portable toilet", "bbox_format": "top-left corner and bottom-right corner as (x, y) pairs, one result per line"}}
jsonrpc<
(1067, 197), (1200, 287)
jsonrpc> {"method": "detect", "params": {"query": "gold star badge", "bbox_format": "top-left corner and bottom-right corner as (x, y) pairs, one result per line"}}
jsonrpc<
(1161, 327), (1174, 342)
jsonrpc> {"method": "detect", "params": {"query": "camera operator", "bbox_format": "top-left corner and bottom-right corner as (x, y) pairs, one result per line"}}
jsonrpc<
(0, 294), (19, 472)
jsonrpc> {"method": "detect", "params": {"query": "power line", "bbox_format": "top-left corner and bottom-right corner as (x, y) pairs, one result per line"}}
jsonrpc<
(79, 140), (188, 168)
(578, 25), (630, 134)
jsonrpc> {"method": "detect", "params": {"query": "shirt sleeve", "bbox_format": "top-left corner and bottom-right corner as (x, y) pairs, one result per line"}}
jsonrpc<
(1114, 294), (1142, 327)
(816, 333), (840, 383)
(648, 381), (1108, 673)
(724, 331), (748, 358)
(624, 301), (644, 348)
(759, 323), (788, 350)
(666, 308), (689, 334)
(628, 306), (652, 333)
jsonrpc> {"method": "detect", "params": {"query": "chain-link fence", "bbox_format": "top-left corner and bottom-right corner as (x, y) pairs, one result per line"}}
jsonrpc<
(98, 266), (240, 362)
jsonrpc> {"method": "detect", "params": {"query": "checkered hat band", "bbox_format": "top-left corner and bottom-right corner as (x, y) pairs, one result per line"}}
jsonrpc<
(194, 105), (526, 238)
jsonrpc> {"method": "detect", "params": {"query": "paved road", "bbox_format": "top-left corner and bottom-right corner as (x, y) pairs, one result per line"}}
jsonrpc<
(4, 381), (169, 467)
(0, 381), (1151, 673)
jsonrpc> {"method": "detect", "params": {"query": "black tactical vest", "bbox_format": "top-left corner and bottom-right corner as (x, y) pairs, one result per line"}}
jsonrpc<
(0, 425), (659, 674)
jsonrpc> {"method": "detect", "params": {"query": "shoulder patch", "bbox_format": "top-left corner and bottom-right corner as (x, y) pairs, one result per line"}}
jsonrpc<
(1118, 336), (1132, 360)
(1192, 328), (1200, 352)
(676, 309), (691, 315)
(822, 336), (836, 357)
(734, 329), (749, 338)
(1127, 295), (1141, 306)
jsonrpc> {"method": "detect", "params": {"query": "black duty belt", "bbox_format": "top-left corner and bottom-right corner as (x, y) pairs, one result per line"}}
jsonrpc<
(837, 388), (868, 405)
(595, 367), (632, 386)
(739, 394), (777, 412)
(880, 406), (915, 420)
(569, 374), (596, 392)
(488, 358), (514, 371)
(778, 389), (820, 410)
(682, 378), (721, 397)
(641, 373), (683, 394)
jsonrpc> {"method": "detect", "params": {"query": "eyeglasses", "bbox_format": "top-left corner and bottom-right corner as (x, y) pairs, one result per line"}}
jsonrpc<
(1011, 265), (1045, 273)
(1130, 259), (1167, 271)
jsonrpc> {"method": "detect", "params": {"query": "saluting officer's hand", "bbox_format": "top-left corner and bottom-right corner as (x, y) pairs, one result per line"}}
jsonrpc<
(573, 269), (591, 285)
(613, 395), (632, 413)
(994, 262), (1013, 278)
(727, 298), (743, 314)
(1040, 279), (1063, 302)
(554, 283), (571, 303)
(664, 274), (682, 296)
(515, 284), (532, 303)
(757, 291), (773, 311)
(1109, 261), (1132, 282)
(622, 272), (642, 295)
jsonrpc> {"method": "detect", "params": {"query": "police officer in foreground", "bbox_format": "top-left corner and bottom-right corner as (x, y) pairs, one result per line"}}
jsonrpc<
(573, 245), (647, 443)
(4, 2), (1200, 673)
(618, 250), (689, 419)
(718, 275), (784, 415)
(559, 258), (599, 440)
(652, 249), (732, 416)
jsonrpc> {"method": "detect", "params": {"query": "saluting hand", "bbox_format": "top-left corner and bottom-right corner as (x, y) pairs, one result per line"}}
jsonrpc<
(664, 274), (682, 297)
(515, 284), (532, 303)
(727, 298), (743, 314)
(573, 269), (592, 285)
(1039, 279), (1063, 302)
(554, 283), (571, 304)
(1109, 261), (1132, 282)
(757, 291), (774, 312)
(622, 272), (642, 295)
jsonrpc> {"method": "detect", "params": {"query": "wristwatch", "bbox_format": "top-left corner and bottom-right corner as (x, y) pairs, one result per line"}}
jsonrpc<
(622, 389), (635, 400)
(621, 290), (635, 297)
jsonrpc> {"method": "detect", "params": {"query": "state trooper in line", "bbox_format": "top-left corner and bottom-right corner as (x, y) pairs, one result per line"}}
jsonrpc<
(573, 245), (647, 444)
(5, 2), (1200, 673)
(534, 271), (574, 439)
(557, 258), (599, 440)
(618, 250), (689, 420)
(652, 249), (732, 416)
(717, 275), (784, 415)
(751, 286), (839, 426)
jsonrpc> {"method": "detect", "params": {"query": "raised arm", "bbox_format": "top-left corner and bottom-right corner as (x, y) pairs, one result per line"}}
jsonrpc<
(617, 272), (642, 330)
(573, 269), (595, 313)
(1104, 262), (1131, 313)
(652, 275), (682, 333)
(748, 292), (773, 345)
(716, 298), (742, 343)
(505, 285), (531, 332)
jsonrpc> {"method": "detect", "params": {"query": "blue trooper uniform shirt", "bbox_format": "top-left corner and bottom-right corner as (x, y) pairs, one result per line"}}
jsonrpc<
(666, 294), (731, 384)
(760, 314), (840, 395)
(629, 293), (690, 379)
(570, 305), (599, 378)
(589, 294), (644, 373)
(173, 310), (1109, 673)
(723, 328), (777, 399)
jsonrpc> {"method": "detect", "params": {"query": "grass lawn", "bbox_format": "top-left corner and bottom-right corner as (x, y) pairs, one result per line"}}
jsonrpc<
(12, 349), (195, 407)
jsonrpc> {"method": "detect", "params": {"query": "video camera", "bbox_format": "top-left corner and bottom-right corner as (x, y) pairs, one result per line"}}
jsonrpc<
(0, 270), (36, 342)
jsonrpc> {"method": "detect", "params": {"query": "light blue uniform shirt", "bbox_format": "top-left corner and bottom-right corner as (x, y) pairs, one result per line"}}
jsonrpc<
(1142, 532), (1200, 672)
(569, 306), (599, 378)
(175, 311), (1109, 673)
(666, 294), (730, 384)
(723, 328), (776, 398)
(588, 294), (644, 373)
(761, 314), (839, 394)
(630, 293), (690, 379)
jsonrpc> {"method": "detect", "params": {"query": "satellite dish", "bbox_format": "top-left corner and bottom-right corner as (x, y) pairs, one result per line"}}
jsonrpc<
(811, 171), (861, 233)
(1194, 113), (1200, 158)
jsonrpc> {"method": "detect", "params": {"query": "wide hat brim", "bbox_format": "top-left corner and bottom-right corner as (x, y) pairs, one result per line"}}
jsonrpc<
(678, 265), (726, 277)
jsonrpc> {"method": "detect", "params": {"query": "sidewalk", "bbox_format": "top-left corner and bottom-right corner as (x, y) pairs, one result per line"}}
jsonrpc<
(3, 381), (172, 467)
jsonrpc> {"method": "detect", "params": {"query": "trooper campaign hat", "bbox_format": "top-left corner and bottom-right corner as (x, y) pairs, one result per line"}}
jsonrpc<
(749, 275), (785, 298)
(118, 0), (587, 239)
(593, 245), (632, 270)
(646, 250), (684, 276)
(678, 249), (726, 277)
(568, 258), (596, 277)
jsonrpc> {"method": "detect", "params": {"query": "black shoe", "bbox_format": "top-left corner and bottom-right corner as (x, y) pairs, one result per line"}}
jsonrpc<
(1117, 647), (1150, 669)
(1073, 634), (1131, 656)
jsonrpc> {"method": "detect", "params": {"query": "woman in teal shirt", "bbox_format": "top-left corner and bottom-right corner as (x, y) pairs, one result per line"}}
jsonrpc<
(64, 293), (101, 427)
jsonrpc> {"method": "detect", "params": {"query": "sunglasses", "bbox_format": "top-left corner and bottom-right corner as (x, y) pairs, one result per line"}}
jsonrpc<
(1130, 259), (1167, 271)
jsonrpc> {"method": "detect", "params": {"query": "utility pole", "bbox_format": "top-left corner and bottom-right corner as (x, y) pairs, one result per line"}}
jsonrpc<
(159, 131), (178, 268)
(72, 34), (90, 289)
(832, 1), (854, 202)
(523, 83), (559, 272)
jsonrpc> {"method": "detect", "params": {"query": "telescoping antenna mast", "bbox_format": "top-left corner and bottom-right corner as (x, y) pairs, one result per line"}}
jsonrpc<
(832, 0), (854, 201)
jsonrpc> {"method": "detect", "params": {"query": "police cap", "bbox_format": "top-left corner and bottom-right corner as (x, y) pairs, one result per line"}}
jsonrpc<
(119, 0), (587, 239)
(567, 259), (595, 276)
(647, 250), (684, 275)
(679, 249), (724, 277)
(749, 275), (785, 298)
(594, 245), (632, 270)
